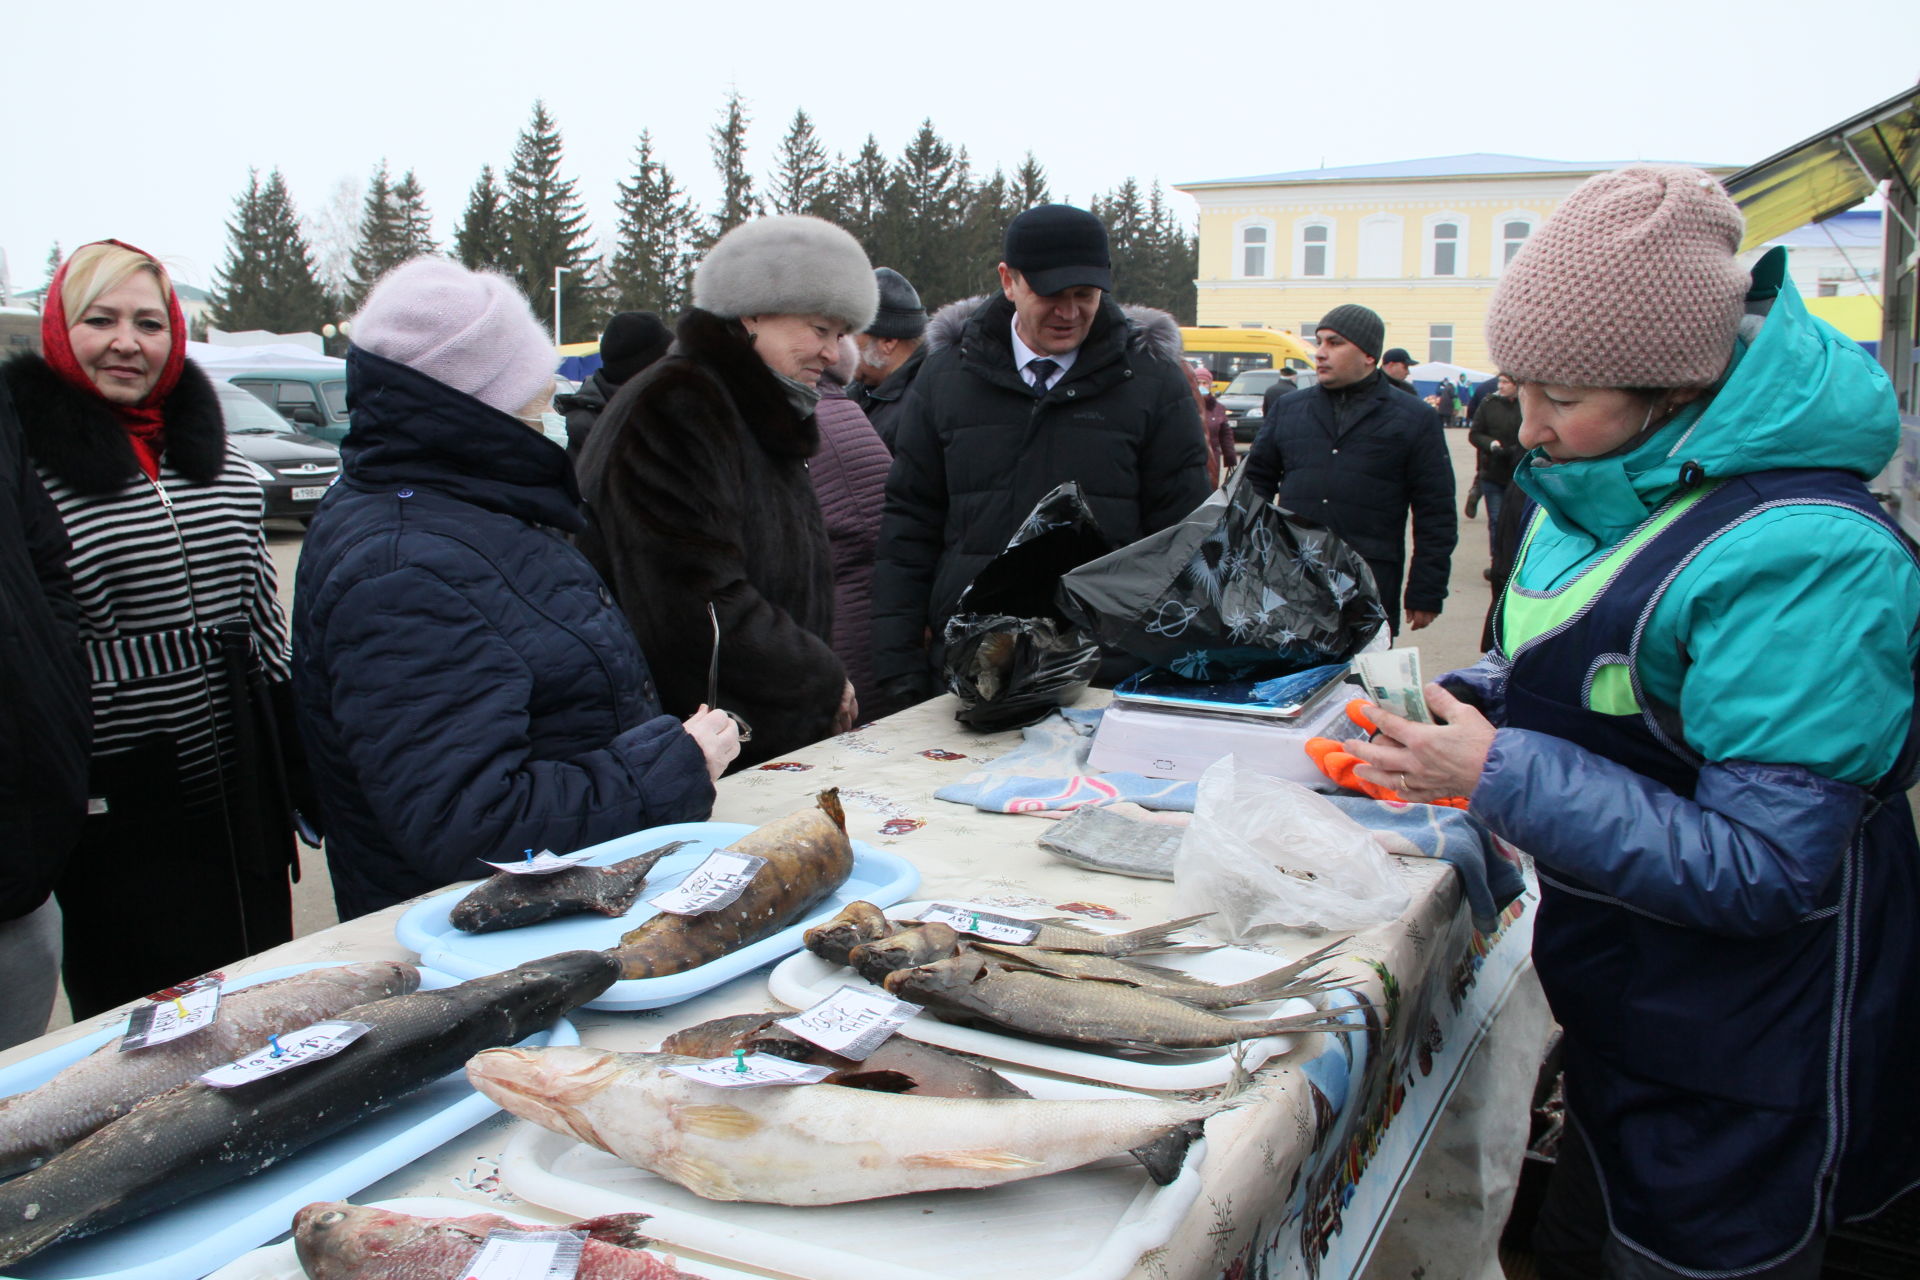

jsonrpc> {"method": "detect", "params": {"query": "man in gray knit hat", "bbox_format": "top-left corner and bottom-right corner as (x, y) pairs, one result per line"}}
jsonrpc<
(1243, 302), (1456, 635)
(851, 267), (927, 450)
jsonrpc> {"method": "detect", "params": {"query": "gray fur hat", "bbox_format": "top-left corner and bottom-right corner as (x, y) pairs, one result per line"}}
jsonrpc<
(693, 216), (878, 331)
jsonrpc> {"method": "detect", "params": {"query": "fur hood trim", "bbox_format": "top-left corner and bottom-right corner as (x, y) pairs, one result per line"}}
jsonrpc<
(925, 293), (1184, 366)
(2, 353), (227, 494)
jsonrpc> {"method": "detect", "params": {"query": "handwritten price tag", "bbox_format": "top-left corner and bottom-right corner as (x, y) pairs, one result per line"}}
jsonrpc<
(197, 1021), (371, 1088)
(120, 983), (221, 1052)
(668, 1053), (837, 1088)
(917, 903), (1041, 945)
(464, 1228), (585, 1280)
(778, 984), (923, 1060)
(648, 850), (766, 916)
(482, 849), (599, 876)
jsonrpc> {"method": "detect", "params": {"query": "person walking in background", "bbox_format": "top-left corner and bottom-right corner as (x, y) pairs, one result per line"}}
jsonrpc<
(1190, 362), (1235, 486)
(0, 241), (299, 1015)
(292, 259), (733, 921)
(0, 374), (88, 1047)
(558, 310), (672, 459)
(579, 216), (876, 766)
(1243, 303), (1456, 636)
(811, 338), (894, 721)
(1466, 373), (1522, 568)
(850, 267), (928, 451)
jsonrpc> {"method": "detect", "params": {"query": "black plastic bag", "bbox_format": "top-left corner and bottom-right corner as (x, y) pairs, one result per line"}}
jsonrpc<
(1057, 473), (1385, 680)
(942, 483), (1111, 732)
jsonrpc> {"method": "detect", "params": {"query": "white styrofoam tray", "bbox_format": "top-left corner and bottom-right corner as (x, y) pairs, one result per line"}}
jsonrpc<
(0, 965), (579, 1280)
(204, 1196), (764, 1280)
(498, 1071), (1207, 1280)
(767, 900), (1316, 1090)
(394, 821), (921, 1011)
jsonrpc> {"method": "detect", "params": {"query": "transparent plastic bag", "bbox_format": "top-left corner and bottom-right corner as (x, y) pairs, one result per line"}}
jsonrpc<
(1174, 754), (1411, 936)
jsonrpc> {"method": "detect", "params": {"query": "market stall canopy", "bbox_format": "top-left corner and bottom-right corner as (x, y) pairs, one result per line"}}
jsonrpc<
(1721, 83), (1919, 251)
(185, 341), (344, 374)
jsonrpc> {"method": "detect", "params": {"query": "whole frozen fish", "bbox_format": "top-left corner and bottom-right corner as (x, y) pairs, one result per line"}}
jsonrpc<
(1014, 912), (1220, 956)
(448, 841), (692, 933)
(293, 1200), (705, 1279)
(0, 960), (419, 1178)
(467, 1045), (1231, 1205)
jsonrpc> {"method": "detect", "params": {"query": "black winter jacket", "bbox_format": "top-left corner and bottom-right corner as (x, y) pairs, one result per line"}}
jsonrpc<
(1242, 371), (1456, 631)
(853, 346), (927, 452)
(556, 370), (612, 460)
(0, 376), (88, 923)
(1468, 393), (1524, 488)
(872, 293), (1210, 692)
(576, 309), (844, 767)
(293, 349), (712, 920)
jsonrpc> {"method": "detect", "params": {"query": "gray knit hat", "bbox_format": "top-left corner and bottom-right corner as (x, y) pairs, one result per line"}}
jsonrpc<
(1317, 304), (1385, 361)
(867, 267), (926, 339)
(694, 216), (878, 332)
(352, 257), (556, 416)
(1487, 165), (1747, 388)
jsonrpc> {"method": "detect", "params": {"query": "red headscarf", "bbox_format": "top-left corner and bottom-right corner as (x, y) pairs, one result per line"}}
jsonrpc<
(41, 240), (189, 481)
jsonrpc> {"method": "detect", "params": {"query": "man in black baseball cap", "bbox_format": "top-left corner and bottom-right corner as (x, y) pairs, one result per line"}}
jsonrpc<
(871, 204), (1209, 703)
(1380, 347), (1417, 394)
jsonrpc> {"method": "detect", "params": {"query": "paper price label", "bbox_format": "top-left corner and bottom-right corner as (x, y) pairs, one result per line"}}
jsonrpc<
(198, 1021), (371, 1088)
(668, 1052), (837, 1088)
(120, 984), (221, 1052)
(648, 850), (766, 915)
(482, 848), (598, 876)
(917, 903), (1041, 944)
(465, 1228), (585, 1280)
(778, 985), (922, 1060)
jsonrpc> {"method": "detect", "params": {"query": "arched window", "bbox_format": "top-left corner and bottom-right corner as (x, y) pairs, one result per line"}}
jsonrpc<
(1357, 213), (1404, 278)
(1234, 217), (1276, 278)
(1294, 219), (1334, 278)
(1423, 212), (1469, 278)
(1494, 212), (1539, 273)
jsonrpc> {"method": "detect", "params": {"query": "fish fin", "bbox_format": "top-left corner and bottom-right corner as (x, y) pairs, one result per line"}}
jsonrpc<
(826, 1069), (919, 1093)
(1129, 1119), (1205, 1185)
(671, 1103), (763, 1139)
(904, 1148), (1044, 1171)
(1104, 913), (1217, 954)
(817, 787), (846, 832)
(569, 1212), (655, 1249)
(1125, 959), (1216, 984)
(660, 1152), (744, 1200)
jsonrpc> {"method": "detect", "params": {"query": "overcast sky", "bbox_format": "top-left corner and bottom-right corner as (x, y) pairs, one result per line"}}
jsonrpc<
(4, 0), (1915, 297)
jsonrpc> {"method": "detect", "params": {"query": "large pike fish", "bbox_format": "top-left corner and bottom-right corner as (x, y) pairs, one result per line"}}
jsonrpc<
(449, 840), (692, 933)
(0, 960), (418, 1178)
(0, 951), (618, 1269)
(883, 952), (1362, 1053)
(659, 1011), (1031, 1100)
(610, 790), (852, 980)
(293, 1200), (705, 1279)
(467, 1045), (1232, 1205)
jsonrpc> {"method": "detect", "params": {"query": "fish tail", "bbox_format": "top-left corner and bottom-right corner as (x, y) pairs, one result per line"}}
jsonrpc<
(570, 1212), (655, 1250)
(1128, 1118), (1206, 1185)
(1104, 913), (1217, 954)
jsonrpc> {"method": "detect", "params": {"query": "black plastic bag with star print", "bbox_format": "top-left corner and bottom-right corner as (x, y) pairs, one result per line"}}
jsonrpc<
(1056, 471), (1386, 681)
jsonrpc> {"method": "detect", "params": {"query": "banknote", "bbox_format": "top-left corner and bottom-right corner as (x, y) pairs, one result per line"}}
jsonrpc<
(1352, 648), (1432, 724)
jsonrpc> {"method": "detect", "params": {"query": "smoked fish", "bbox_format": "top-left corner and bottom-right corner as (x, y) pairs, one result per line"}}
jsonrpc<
(449, 840), (692, 933)
(801, 900), (892, 967)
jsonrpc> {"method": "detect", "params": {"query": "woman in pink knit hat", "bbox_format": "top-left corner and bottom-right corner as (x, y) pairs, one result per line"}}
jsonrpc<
(1343, 166), (1920, 1278)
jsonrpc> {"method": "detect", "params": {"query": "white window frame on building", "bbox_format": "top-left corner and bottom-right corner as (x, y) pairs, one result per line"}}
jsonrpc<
(1234, 216), (1276, 279)
(1493, 211), (1540, 274)
(1430, 324), (1454, 364)
(1422, 212), (1469, 279)
(1294, 218), (1335, 278)
(1357, 212), (1405, 278)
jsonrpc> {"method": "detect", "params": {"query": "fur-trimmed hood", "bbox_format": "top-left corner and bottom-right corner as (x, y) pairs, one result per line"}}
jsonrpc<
(1, 353), (228, 495)
(925, 293), (1184, 367)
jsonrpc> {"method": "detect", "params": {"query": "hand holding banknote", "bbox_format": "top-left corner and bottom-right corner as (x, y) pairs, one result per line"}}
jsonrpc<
(1342, 678), (1497, 804)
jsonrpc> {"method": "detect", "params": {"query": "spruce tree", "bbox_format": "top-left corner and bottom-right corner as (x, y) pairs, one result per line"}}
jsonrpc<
(1147, 181), (1198, 324)
(44, 241), (63, 291)
(346, 161), (404, 309)
(454, 164), (510, 271)
(831, 135), (891, 261)
(1097, 178), (1150, 301)
(502, 100), (599, 342)
(605, 130), (701, 318)
(704, 89), (761, 247)
(208, 168), (330, 335)
(770, 108), (832, 217)
(1012, 152), (1052, 211)
(958, 167), (1013, 301)
(393, 170), (437, 259)
(881, 120), (968, 305)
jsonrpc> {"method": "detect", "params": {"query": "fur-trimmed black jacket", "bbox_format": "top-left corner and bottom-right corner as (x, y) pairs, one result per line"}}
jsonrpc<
(575, 309), (843, 767)
(870, 293), (1210, 693)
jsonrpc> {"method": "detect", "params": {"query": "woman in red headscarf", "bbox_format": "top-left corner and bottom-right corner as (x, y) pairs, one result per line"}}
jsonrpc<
(0, 241), (298, 1016)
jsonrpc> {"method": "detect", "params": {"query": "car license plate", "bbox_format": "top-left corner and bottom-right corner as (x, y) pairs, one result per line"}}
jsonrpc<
(292, 486), (328, 502)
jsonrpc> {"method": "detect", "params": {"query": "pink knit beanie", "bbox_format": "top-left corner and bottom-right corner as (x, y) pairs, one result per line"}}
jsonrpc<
(352, 257), (557, 415)
(1486, 166), (1748, 388)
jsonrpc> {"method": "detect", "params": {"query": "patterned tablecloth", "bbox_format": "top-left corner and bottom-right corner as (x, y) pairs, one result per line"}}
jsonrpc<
(5, 692), (1549, 1280)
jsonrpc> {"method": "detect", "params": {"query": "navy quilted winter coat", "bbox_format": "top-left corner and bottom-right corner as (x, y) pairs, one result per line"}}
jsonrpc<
(291, 349), (712, 920)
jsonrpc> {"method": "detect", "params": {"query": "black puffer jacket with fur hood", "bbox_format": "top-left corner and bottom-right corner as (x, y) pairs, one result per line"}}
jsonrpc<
(872, 293), (1209, 694)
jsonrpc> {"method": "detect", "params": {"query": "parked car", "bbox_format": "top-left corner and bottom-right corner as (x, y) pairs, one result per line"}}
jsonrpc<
(227, 367), (351, 445)
(214, 382), (341, 522)
(1221, 368), (1290, 442)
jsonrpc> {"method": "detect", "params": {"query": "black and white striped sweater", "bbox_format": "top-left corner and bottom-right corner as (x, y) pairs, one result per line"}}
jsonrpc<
(3, 355), (292, 803)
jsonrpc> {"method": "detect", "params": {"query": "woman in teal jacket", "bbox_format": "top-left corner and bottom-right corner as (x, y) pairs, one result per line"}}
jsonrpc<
(1347, 167), (1920, 1278)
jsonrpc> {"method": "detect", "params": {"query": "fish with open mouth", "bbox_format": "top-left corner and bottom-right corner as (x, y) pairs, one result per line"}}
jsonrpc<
(448, 840), (693, 933)
(659, 1011), (1031, 1100)
(467, 1045), (1235, 1205)
(610, 791), (852, 980)
(293, 1200), (703, 1279)
(801, 900), (893, 967)
(847, 922), (962, 985)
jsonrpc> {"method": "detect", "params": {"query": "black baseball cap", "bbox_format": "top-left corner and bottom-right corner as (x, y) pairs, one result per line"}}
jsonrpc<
(1381, 348), (1415, 367)
(1002, 204), (1112, 296)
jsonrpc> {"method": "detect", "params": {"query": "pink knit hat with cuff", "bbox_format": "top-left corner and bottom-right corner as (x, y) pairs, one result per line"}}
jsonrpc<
(352, 257), (558, 416)
(1486, 165), (1748, 389)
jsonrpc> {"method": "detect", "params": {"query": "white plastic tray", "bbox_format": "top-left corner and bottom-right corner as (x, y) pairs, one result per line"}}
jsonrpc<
(766, 900), (1316, 1089)
(498, 1071), (1207, 1280)
(395, 821), (920, 1011)
(0, 966), (579, 1280)
(205, 1196), (763, 1280)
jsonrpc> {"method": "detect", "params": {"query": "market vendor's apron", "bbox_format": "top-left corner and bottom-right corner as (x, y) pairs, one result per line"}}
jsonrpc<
(1496, 466), (1920, 1274)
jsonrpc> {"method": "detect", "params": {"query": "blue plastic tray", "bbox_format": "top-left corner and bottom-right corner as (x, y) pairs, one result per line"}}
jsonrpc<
(394, 820), (921, 1011)
(0, 964), (579, 1280)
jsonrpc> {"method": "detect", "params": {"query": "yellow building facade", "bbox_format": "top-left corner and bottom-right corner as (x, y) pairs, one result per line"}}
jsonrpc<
(1177, 155), (1734, 375)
